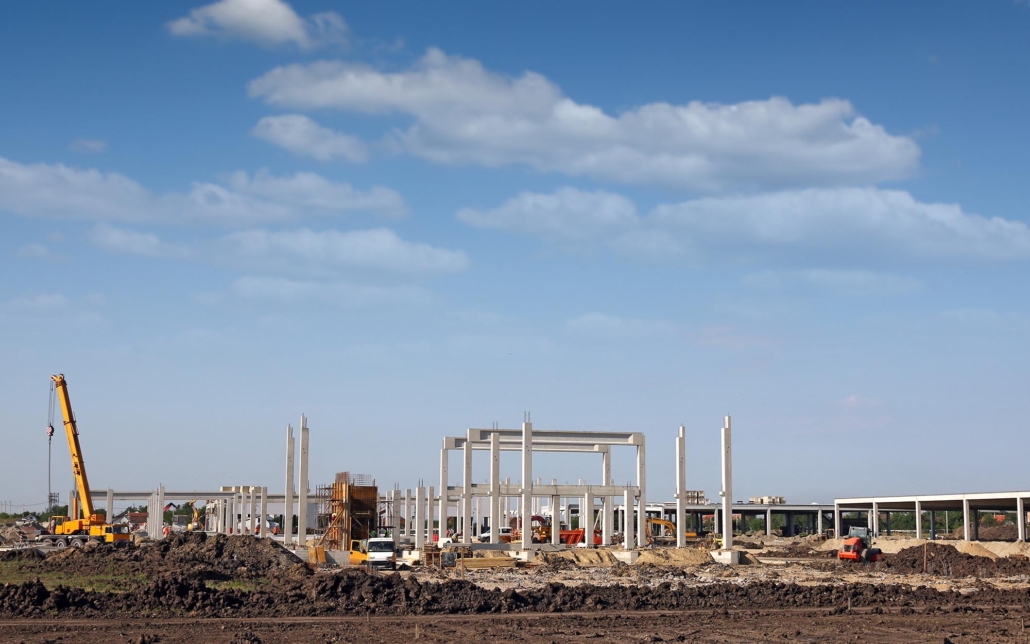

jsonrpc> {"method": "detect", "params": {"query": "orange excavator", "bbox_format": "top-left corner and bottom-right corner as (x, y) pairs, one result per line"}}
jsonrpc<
(838, 527), (882, 563)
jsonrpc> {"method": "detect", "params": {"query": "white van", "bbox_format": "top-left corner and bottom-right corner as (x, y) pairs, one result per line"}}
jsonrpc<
(365, 537), (397, 570)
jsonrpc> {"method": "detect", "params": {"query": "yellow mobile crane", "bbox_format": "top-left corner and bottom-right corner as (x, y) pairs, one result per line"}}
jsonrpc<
(37, 374), (131, 548)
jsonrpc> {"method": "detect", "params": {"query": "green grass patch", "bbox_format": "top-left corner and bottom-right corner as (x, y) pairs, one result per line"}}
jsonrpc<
(204, 578), (268, 593)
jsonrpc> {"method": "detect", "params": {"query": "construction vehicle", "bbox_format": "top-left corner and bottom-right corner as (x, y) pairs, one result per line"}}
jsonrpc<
(645, 517), (677, 546)
(165, 500), (205, 531)
(36, 375), (131, 548)
(838, 527), (882, 563)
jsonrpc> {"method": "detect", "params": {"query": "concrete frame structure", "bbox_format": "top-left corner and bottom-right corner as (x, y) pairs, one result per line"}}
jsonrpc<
(438, 422), (646, 550)
(835, 491), (1030, 541)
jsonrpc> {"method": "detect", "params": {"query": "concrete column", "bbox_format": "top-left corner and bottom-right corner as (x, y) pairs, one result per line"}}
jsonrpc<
(297, 415), (309, 546)
(439, 448), (449, 538)
(817, 510), (823, 535)
(284, 424), (295, 546)
(414, 486), (425, 549)
(490, 432), (500, 544)
(521, 419), (533, 550)
(871, 503), (879, 537)
(886, 512), (892, 536)
(915, 501), (922, 540)
(427, 486), (435, 544)
(602, 450), (613, 546)
(106, 488), (114, 521)
(259, 487), (268, 538)
(551, 495), (561, 545)
(720, 416), (733, 550)
(1018, 498), (1026, 542)
(675, 426), (686, 548)
(582, 488), (593, 547)
(834, 504), (841, 538)
(929, 510), (936, 540)
(623, 488), (633, 550)
(250, 487), (258, 536)
(463, 440), (473, 545)
(973, 510), (979, 540)
(636, 438), (647, 552)
(157, 485), (165, 540)
(767, 508), (773, 535)
(962, 499), (971, 542)
(404, 489), (411, 540)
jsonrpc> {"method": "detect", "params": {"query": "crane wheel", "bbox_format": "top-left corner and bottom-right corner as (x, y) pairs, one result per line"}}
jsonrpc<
(71, 539), (84, 548)
(55, 539), (68, 549)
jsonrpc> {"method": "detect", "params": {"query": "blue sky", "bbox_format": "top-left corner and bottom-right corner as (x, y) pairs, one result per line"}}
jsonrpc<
(2, 1), (1029, 511)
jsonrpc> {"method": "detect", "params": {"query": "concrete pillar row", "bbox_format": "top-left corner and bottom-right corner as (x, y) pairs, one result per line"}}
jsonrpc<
(297, 415), (309, 547)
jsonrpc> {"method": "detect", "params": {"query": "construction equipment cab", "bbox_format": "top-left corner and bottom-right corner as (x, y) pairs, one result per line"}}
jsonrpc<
(36, 375), (131, 548)
(838, 527), (882, 563)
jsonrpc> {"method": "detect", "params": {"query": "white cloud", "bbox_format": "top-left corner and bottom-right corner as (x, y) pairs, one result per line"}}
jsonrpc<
(168, 0), (347, 50)
(252, 115), (367, 162)
(227, 170), (407, 217)
(231, 276), (431, 307)
(88, 224), (189, 259)
(457, 188), (638, 242)
(565, 313), (676, 338)
(743, 269), (921, 296)
(654, 187), (1030, 261)
(69, 138), (107, 153)
(223, 228), (470, 275)
(15, 242), (59, 260)
(249, 48), (920, 190)
(0, 156), (407, 224)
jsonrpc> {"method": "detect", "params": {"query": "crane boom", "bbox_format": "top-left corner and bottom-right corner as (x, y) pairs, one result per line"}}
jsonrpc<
(52, 374), (96, 520)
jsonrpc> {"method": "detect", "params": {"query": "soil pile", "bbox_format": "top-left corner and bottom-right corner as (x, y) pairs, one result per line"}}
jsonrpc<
(955, 524), (1019, 541)
(887, 543), (1030, 577)
(0, 533), (306, 582)
(635, 548), (712, 565)
(760, 544), (833, 559)
(5, 570), (1030, 618)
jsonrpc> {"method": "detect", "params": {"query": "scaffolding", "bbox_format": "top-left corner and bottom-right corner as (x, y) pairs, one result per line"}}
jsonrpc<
(314, 472), (378, 551)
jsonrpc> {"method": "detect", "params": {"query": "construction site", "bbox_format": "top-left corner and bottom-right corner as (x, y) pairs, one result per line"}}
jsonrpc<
(3, 376), (1030, 643)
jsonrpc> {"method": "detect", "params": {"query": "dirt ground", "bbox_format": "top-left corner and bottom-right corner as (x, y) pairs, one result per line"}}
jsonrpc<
(5, 532), (1030, 642)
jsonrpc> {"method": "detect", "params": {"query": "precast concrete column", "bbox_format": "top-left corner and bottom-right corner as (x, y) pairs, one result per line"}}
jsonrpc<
(915, 501), (922, 539)
(675, 426), (686, 548)
(1018, 498), (1026, 542)
(157, 485), (165, 540)
(962, 499), (971, 542)
(259, 487), (268, 538)
(623, 488), (633, 550)
(551, 495), (561, 545)
(834, 505), (840, 538)
(250, 487), (258, 536)
(463, 440), (473, 545)
(602, 450), (613, 546)
(439, 448), (449, 538)
(871, 503), (879, 537)
(284, 424), (295, 546)
(490, 432), (500, 544)
(414, 486), (425, 549)
(427, 486), (435, 544)
(720, 416), (732, 550)
(582, 488), (593, 547)
(818, 510), (823, 535)
(521, 420), (533, 550)
(298, 415), (309, 546)
(106, 489), (114, 521)
(929, 510), (936, 540)
(404, 489), (411, 540)
(636, 438), (647, 552)
(767, 508), (773, 536)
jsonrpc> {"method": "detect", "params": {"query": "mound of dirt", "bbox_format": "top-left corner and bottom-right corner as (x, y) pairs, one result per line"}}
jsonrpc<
(759, 544), (834, 559)
(954, 524), (1019, 541)
(635, 548), (712, 566)
(735, 540), (764, 550)
(6, 569), (1030, 619)
(0, 533), (306, 582)
(886, 543), (1030, 577)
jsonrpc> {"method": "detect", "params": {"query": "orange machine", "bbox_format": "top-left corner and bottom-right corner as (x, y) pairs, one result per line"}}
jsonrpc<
(838, 528), (882, 563)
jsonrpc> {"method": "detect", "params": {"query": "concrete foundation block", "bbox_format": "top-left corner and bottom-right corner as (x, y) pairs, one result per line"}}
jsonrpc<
(612, 550), (639, 564)
(711, 550), (742, 565)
